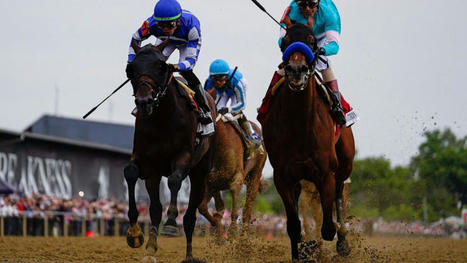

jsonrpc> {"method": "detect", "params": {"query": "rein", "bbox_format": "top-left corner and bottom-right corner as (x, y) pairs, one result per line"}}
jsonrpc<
(138, 73), (174, 108)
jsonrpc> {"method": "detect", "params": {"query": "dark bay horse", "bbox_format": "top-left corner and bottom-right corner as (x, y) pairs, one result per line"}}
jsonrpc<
(124, 44), (215, 262)
(198, 89), (267, 239)
(261, 24), (355, 260)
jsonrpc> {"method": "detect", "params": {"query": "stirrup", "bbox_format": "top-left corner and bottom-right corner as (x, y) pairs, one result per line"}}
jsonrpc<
(331, 107), (346, 126)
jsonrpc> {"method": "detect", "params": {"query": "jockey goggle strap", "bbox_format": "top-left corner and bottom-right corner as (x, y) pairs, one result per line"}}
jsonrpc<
(211, 74), (228, 81)
(297, 0), (319, 9)
(157, 20), (177, 29)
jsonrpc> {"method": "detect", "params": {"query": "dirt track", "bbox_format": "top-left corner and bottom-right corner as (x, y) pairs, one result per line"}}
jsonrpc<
(1, 235), (466, 262)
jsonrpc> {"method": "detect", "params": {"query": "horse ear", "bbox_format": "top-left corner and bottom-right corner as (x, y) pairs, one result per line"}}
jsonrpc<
(154, 38), (170, 52)
(281, 35), (291, 52)
(306, 34), (317, 50)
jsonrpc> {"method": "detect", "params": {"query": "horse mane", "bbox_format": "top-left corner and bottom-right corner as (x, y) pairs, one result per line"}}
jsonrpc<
(281, 23), (316, 52)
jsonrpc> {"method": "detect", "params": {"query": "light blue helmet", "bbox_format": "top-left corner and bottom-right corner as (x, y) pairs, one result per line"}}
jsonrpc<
(209, 59), (230, 76)
(153, 0), (182, 22)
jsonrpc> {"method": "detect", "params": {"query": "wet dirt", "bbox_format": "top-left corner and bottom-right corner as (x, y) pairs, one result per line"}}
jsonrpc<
(0, 235), (466, 262)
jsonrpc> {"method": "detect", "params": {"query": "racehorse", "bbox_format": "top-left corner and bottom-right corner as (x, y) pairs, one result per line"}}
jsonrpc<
(261, 24), (355, 260)
(123, 43), (215, 262)
(197, 89), (267, 239)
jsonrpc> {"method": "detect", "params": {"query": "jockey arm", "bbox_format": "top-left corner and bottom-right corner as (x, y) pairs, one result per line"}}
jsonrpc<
(128, 17), (154, 62)
(229, 77), (247, 114)
(320, 10), (340, 56)
(177, 26), (202, 72)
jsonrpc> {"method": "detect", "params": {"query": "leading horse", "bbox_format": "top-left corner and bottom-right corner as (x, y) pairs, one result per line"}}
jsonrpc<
(261, 24), (355, 260)
(124, 44), (215, 262)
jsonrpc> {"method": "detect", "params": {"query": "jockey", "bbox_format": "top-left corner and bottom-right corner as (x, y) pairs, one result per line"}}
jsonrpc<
(126, 0), (213, 126)
(258, 0), (358, 127)
(205, 59), (262, 157)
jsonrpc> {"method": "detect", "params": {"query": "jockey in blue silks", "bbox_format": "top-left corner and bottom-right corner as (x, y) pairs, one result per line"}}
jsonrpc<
(205, 59), (261, 157)
(279, 0), (358, 127)
(126, 0), (213, 127)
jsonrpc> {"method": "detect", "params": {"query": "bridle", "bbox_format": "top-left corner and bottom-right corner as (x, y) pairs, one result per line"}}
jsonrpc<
(135, 73), (173, 109)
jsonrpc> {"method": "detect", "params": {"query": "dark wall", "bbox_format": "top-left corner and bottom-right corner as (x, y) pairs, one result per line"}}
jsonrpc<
(0, 137), (131, 201)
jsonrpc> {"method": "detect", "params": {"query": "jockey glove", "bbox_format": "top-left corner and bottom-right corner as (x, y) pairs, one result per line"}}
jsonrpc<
(125, 63), (134, 79)
(318, 47), (326, 56)
(218, 107), (229, 115)
(167, 64), (180, 73)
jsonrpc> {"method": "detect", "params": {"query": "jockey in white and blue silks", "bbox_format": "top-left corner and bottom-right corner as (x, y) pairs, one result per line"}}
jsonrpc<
(126, 0), (213, 127)
(205, 59), (261, 155)
(278, 0), (358, 127)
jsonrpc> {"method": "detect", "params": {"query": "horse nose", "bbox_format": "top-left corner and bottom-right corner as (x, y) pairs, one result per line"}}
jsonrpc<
(135, 97), (153, 107)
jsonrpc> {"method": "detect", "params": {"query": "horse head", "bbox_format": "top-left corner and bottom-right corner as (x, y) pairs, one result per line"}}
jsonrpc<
(126, 42), (171, 116)
(281, 24), (318, 91)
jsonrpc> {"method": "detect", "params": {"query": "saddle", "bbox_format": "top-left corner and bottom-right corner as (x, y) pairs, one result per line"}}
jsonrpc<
(174, 77), (198, 110)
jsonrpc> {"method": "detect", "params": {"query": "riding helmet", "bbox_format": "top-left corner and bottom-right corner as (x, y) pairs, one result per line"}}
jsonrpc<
(209, 59), (230, 76)
(153, 0), (182, 21)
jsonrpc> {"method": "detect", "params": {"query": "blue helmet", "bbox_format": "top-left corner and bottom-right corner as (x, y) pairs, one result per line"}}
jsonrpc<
(209, 59), (230, 76)
(153, 0), (182, 22)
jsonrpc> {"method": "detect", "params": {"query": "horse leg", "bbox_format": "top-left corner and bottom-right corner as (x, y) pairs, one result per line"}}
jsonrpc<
(335, 181), (350, 256)
(228, 176), (242, 237)
(299, 186), (312, 241)
(143, 175), (163, 261)
(213, 191), (225, 237)
(124, 161), (144, 248)
(162, 157), (190, 236)
(183, 169), (208, 259)
(274, 174), (302, 260)
(319, 174), (336, 241)
(198, 191), (223, 239)
(241, 170), (262, 235)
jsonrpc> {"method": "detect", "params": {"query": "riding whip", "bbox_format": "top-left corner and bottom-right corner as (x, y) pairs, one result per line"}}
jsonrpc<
(82, 79), (130, 119)
(250, 0), (286, 29)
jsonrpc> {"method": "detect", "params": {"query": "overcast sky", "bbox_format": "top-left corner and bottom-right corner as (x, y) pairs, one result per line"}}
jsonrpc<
(0, 0), (466, 176)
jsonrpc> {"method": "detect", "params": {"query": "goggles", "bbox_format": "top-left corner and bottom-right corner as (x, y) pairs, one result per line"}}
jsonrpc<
(297, 0), (319, 9)
(157, 21), (177, 29)
(211, 74), (228, 81)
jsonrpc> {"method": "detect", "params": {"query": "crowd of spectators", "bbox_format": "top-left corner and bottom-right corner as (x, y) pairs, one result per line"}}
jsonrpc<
(1, 193), (465, 239)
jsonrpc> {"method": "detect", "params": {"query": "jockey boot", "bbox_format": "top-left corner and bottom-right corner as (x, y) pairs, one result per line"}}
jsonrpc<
(325, 80), (346, 126)
(238, 115), (261, 159)
(193, 83), (214, 125)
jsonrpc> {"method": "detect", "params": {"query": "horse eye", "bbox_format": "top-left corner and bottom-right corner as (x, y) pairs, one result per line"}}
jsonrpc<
(301, 65), (309, 72)
(285, 65), (293, 72)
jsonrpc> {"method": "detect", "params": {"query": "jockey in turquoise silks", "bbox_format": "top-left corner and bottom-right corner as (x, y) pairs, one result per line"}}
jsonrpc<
(257, 0), (358, 127)
(205, 59), (261, 157)
(126, 0), (214, 130)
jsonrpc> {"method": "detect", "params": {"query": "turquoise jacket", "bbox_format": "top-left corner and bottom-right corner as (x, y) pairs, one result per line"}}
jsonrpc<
(279, 0), (341, 56)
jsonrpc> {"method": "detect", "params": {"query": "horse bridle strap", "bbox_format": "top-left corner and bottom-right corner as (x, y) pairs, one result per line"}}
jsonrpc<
(139, 73), (173, 107)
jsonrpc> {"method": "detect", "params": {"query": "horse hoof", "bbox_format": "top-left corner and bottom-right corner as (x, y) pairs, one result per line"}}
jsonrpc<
(180, 257), (206, 263)
(160, 225), (180, 237)
(336, 239), (351, 257)
(127, 227), (144, 248)
(141, 256), (157, 263)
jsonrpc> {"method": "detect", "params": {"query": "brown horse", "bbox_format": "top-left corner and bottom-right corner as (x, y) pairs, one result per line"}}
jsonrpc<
(197, 89), (267, 239)
(261, 24), (355, 260)
(123, 44), (215, 262)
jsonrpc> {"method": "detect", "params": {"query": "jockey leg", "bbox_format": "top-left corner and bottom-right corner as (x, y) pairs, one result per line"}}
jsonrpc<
(257, 68), (284, 124)
(180, 70), (213, 125)
(321, 67), (346, 126)
(238, 114), (261, 159)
